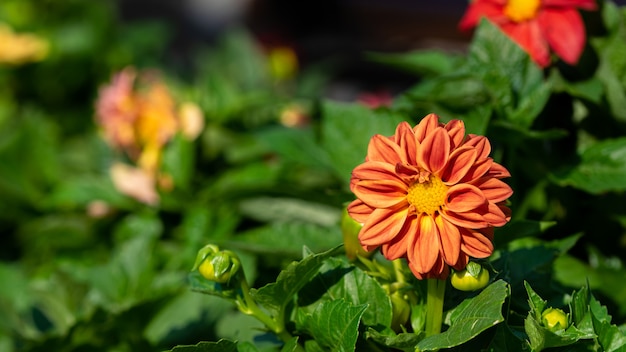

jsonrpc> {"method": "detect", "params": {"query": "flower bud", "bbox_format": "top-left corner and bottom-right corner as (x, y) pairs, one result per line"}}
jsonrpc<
(178, 102), (204, 140)
(450, 262), (489, 291)
(390, 291), (411, 332)
(192, 245), (241, 284)
(341, 206), (374, 260)
(541, 308), (568, 331)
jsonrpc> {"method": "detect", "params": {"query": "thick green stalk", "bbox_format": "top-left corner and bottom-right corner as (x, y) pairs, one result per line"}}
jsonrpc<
(425, 278), (446, 337)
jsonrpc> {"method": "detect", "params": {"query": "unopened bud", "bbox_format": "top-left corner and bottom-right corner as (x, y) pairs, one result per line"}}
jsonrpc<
(390, 291), (411, 332)
(450, 262), (489, 291)
(341, 206), (374, 260)
(542, 308), (568, 331)
(192, 244), (241, 284)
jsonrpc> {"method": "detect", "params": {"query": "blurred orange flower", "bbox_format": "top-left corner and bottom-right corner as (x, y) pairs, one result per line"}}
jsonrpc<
(347, 114), (512, 279)
(95, 67), (204, 204)
(458, 0), (596, 68)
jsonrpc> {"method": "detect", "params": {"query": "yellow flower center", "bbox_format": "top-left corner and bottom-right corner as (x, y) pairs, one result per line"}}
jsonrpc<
(406, 174), (449, 216)
(504, 0), (541, 22)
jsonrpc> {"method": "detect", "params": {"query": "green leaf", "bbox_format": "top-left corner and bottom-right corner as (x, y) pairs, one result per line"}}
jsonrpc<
(366, 50), (463, 77)
(226, 221), (343, 258)
(416, 280), (509, 351)
(168, 339), (238, 352)
(297, 257), (393, 328)
(250, 246), (343, 317)
(400, 73), (490, 111)
(162, 134), (194, 191)
(44, 175), (135, 210)
(467, 18), (549, 127)
(143, 290), (231, 346)
(297, 299), (367, 352)
(238, 197), (340, 227)
(590, 2), (626, 122)
(280, 337), (301, 352)
(555, 253), (626, 318)
(365, 328), (423, 352)
(254, 126), (333, 171)
(590, 294), (626, 352)
(552, 137), (626, 194)
(487, 324), (526, 352)
(494, 220), (557, 247)
(320, 101), (407, 187)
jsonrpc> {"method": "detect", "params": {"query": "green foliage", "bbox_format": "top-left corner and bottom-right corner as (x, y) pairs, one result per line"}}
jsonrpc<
(3, 0), (626, 351)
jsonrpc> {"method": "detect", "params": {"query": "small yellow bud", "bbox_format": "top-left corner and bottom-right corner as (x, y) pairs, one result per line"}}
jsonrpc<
(193, 245), (241, 284)
(542, 308), (568, 331)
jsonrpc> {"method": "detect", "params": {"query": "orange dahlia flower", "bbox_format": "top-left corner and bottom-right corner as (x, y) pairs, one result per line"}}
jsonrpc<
(458, 0), (597, 68)
(347, 114), (512, 279)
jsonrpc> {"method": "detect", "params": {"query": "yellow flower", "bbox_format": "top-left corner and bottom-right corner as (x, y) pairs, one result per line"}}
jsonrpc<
(0, 23), (49, 65)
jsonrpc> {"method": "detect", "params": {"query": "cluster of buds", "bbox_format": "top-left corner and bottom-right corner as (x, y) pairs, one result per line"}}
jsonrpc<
(94, 67), (204, 205)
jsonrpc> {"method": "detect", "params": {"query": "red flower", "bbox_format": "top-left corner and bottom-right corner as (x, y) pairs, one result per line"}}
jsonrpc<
(347, 114), (512, 279)
(459, 0), (597, 68)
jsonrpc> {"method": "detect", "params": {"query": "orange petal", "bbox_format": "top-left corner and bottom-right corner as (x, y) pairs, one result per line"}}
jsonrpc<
(353, 179), (407, 208)
(440, 208), (489, 229)
(436, 215), (461, 266)
(381, 214), (417, 260)
(460, 228), (494, 258)
(414, 113), (441, 143)
(394, 121), (418, 165)
(367, 134), (403, 164)
(486, 161), (511, 179)
(418, 127), (450, 173)
(408, 214), (440, 274)
(359, 205), (409, 246)
(473, 177), (513, 203)
(444, 119), (466, 149)
(441, 146), (477, 184)
(347, 199), (374, 224)
(463, 134), (491, 160)
(445, 184), (487, 213)
(461, 157), (493, 183)
(352, 161), (403, 182)
(452, 252), (470, 271)
(483, 203), (510, 227)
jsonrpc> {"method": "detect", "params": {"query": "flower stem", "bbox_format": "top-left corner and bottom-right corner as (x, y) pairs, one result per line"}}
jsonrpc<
(425, 278), (446, 337)
(236, 277), (305, 351)
(392, 259), (406, 284)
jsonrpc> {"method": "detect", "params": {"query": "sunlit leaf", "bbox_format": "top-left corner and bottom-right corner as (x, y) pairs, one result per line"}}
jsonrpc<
(416, 280), (509, 351)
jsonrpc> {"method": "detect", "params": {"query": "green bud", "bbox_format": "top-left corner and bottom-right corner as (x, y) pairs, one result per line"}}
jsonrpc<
(390, 291), (411, 332)
(542, 308), (568, 331)
(192, 244), (241, 284)
(450, 262), (489, 291)
(341, 205), (374, 260)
